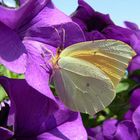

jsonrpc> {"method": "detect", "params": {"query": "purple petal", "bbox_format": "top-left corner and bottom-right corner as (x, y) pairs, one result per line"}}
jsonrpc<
(24, 40), (57, 100)
(128, 55), (140, 73)
(86, 126), (103, 140)
(124, 21), (139, 30)
(0, 127), (13, 140)
(19, 0), (71, 34)
(102, 25), (133, 45)
(71, 0), (95, 31)
(0, 22), (26, 73)
(35, 99), (87, 140)
(130, 88), (140, 109)
(124, 21), (140, 54)
(0, 0), (49, 29)
(36, 99), (87, 140)
(71, 0), (114, 32)
(19, 1), (85, 47)
(36, 113), (87, 140)
(132, 105), (140, 137)
(53, 22), (85, 48)
(129, 34), (140, 54)
(23, 26), (61, 48)
(85, 30), (106, 41)
(0, 76), (58, 137)
(124, 109), (133, 120)
(135, 30), (140, 39)
(114, 121), (138, 140)
(96, 132), (105, 140)
(19, 0), (27, 5)
(102, 119), (118, 139)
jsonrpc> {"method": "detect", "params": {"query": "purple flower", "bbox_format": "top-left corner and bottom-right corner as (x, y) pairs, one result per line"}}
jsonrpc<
(128, 55), (140, 73)
(0, 76), (87, 140)
(71, 0), (133, 44)
(113, 121), (138, 140)
(86, 125), (103, 140)
(130, 88), (140, 110)
(86, 119), (139, 140)
(124, 88), (140, 120)
(0, 0), (85, 102)
(125, 21), (140, 54)
(125, 22), (140, 80)
(87, 119), (118, 140)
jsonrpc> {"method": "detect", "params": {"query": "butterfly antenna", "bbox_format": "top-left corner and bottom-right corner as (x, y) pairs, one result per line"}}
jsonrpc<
(62, 28), (66, 50)
(53, 27), (59, 36)
(52, 25), (66, 51)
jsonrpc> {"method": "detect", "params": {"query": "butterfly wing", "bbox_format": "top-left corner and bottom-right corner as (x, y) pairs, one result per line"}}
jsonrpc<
(60, 39), (136, 87)
(53, 57), (115, 115)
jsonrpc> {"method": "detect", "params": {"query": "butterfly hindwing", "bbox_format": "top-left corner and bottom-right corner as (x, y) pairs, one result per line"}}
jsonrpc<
(53, 57), (115, 115)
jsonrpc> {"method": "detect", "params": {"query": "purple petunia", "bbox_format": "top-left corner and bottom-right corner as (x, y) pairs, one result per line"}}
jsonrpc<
(125, 22), (140, 66)
(0, 76), (87, 140)
(71, 0), (134, 45)
(124, 21), (140, 82)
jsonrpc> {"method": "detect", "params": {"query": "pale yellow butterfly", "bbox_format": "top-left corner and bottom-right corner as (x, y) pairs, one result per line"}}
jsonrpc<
(51, 39), (135, 115)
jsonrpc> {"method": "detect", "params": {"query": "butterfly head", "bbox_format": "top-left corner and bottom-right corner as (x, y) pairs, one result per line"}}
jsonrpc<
(51, 47), (62, 69)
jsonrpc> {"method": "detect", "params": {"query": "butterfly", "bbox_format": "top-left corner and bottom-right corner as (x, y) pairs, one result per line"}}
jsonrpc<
(50, 31), (135, 116)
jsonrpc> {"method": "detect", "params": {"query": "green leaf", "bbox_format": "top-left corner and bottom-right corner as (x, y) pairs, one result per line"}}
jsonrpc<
(109, 92), (130, 119)
(129, 69), (140, 77)
(0, 85), (8, 103)
(107, 78), (137, 119)
(0, 65), (24, 79)
(116, 78), (137, 94)
(15, 0), (19, 7)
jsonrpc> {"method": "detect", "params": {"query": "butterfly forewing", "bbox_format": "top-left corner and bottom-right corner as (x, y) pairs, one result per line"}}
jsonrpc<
(60, 39), (135, 87)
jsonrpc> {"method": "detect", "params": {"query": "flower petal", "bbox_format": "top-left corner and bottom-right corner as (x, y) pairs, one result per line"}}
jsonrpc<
(53, 22), (85, 48)
(0, 0), (49, 29)
(19, 0), (72, 34)
(124, 21), (139, 30)
(35, 100), (87, 140)
(132, 105), (140, 137)
(20, 1), (85, 47)
(24, 40), (57, 100)
(86, 126), (103, 140)
(36, 114), (87, 140)
(23, 26), (61, 48)
(102, 119), (118, 139)
(71, 0), (114, 32)
(128, 55), (140, 72)
(0, 22), (26, 73)
(85, 30), (106, 41)
(124, 109), (133, 120)
(0, 127), (13, 140)
(114, 121), (138, 140)
(130, 88), (140, 109)
(102, 25), (133, 45)
(0, 76), (58, 137)
(129, 34), (140, 54)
